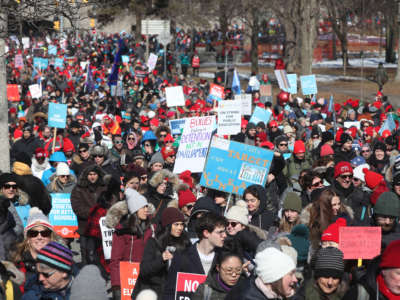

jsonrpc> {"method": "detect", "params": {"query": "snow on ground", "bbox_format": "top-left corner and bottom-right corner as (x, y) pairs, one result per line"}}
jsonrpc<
(313, 57), (397, 68)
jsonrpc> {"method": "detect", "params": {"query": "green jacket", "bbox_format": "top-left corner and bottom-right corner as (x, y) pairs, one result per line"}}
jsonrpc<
(295, 278), (348, 300)
(193, 271), (231, 300)
(284, 152), (313, 186)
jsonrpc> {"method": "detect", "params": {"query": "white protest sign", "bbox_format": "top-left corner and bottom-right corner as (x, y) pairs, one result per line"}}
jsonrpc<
(344, 121), (360, 130)
(165, 86), (185, 107)
(173, 115), (216, 174)
(15, 55), (24, 69)
(99, 217), (115, 259)
(218, 100), (241, 135)
(147, 53), (158, 72)
(22, 37), (30, 49)
(29, 84), (42, 99)
(274, 69), (290, 91)
(235, 94), (252, 115)
(80, 61), (89, 70)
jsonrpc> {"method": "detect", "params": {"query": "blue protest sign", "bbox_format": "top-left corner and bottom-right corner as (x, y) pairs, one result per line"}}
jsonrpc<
(48, 45), (57, 55)
(200, 136), (274, 195)
(249, 107), (271, 125)
(169, 118), (186, 135)
(49, 193), (79, 238)
(54, 57), (64, 69)
(15, 204), (31, 227)
(48, 103), (67, 128)
(33, 57), (48, 70)
(300, 75), (317, 95)
(283, 74), (297, 94)
(122, 55), (130, 63)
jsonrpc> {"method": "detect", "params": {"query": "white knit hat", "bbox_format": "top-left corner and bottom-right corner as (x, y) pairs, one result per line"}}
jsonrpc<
(137, 289), (157, 300)
(125, 188), (148, 214)
(353, 163), (369, 182)
(24, 207), (53, 236)
(225, 200), (249, 225)
(255, 247), (296, 283)
(56, 162), (70, 176)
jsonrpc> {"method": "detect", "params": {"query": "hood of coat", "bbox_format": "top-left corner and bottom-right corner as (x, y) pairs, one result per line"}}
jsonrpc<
(247, 184), (268, 217)
(149, 169), (179, 191)
(77, 165), (106, 188)
(0, 189), (29, 206)
(105, 201), (128, 229)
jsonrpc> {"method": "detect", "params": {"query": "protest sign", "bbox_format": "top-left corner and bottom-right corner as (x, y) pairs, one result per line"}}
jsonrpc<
(54, 57), (64, 69)
(122, 55), (130, 64)
(249, 106), (271, 125)
(22, 37), (30, 49)
(15, 55), (24, 69)
(300, 75), (317, 95)
(260, 84), (272, 103)
(48, 45), (57, 55)
(120, 262), (140, 300)
(147, 53), (158, 72)
(200, 136), (274, 195)
(165, 86), (185, 107)
(48, 103), (67, 128)
(234, 94), (252, 115)
(209, 83), (224, 101)
(274, 69), (290, 91)
(248, 75), (260, 91)
(169, 118), (187, 135)
(49, 193), (79, 238)
(15, 204), (31, 227)
(99, 217), (115, 260)
(33, 57), (48, 70)
(339, 226), (381, 260)
(29, 84), (42, 99)
(80, 61), (88, 70)
(217, 100), (241, 135)
(175, 272), (207, 300)
(344, 121), (360, 130)
(7, 84), (20, 102)
(173, 115), (216, 174)
(283, 74), (297, 94)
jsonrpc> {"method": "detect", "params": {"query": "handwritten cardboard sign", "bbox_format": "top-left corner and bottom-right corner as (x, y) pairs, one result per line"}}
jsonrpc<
(99, 217), (115, 259)
(339, 226), (381, 260)
(120, 262), (140, 300)
(175, 272), (207, 300)
(217, 100), (241, 135)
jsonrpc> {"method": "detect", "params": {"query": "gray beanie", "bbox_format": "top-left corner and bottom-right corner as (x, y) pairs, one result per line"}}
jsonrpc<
(149, 152), (165, 166)
(125, 188), (148, 214)
(69, 265), (108, 300)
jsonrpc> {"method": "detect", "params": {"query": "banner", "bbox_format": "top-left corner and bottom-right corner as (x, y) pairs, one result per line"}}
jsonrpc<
(166, 86), (185, 107)
(173, 115), (216, 174)
(283, 74), (297, 94)
(147, 53), (158, 72)
(300, 75), (317, 95)
(249, 106), (271, 125)
(120, 262), (140, 300)
(7, 84), (20, 102)
(209, 83), (224, 101)
(169, 118), (187, 135)
(15, 55), (24, 69)
(175, 272), (207, 300)
(99, 217), (115, 260)
(29, 84), (42, 99)
(339, 226), (381, 260)
(234, 94), (252, 116)
(48, 103), (67, 128)
(200, 136), (274, 195)
(274, 69), (290, 91)
(48, 193), (79, 238)
(217, 100), (241, 135)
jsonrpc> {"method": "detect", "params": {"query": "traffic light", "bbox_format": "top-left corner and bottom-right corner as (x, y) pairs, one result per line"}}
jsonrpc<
(54, 20), (60, 31)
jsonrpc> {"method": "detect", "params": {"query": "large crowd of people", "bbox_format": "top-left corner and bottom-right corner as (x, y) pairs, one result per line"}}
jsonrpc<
(0, 30), (399, 300)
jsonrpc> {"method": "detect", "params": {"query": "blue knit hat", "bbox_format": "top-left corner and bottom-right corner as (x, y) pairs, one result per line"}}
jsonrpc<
(37, 241), (73, 272)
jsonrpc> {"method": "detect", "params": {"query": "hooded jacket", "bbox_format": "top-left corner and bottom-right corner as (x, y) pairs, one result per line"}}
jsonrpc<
(247, 185), (276, 232)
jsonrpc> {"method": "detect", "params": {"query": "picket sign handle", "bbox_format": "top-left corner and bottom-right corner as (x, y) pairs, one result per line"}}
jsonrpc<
(224, 193), (232, 216)
(357, 258), (362, 267)
(176, 106), (180, 118)
(52, 127), (57, 154)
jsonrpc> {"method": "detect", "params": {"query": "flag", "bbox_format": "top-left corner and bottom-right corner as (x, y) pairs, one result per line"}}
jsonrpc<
(328, 94), (333, 113)
(108, 39), (124, 86)
(379, 113), (396, 135)
(85, 64), (94, 93)
(232, 69), (241, 95)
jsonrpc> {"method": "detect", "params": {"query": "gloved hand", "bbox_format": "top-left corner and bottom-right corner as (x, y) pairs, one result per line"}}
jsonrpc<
(0, 199), (10, 219)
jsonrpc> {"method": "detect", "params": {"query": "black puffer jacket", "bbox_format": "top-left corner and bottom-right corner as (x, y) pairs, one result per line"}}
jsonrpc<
(11, 135), (44, 162)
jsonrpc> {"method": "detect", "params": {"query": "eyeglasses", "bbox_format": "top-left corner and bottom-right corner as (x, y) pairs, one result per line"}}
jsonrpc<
(270, 126), (277, 129)
(279, 143), (288, 147)
(227, 221), (239, 227)
(361, 150), (370, 153)
(94, 155), (104, 158)
(312, 136), (319, 139)
(220, 266), (242, 276)
(144, 143), (152, 147)
(165, 141), (173, 144)
(352, 178), (360, 182)
(27, 229), (52, 238)
(79, 149), (88, 153)
(312, 180), (323, 187)
(38, 269), (57, 278)
(159, 134), (167, 138)
(127, 137), (135, 141)
(339, 174), (353, 180)
(114, 140), (123, 144)
(185, 204), (194, 210)
(3, 184), (17, 190)
(58, 175), (68, 178)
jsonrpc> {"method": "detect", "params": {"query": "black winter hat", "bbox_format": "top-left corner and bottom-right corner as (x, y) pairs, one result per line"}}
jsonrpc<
(247, 122), (257, 130)
(275, 135), (288, 146)
(321, 131), (334, 145)
(339, 133), (352, 144)
(0, 173), (18, 187)
(15, 151), (32, 167)
(314, 247), (344, 279)
(373, 141), (386, 152)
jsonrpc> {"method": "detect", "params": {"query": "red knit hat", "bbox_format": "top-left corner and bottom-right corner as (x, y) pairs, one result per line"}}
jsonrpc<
(320, 144), (334, 157)
(35, 147), (47, 158)
(380, 240), (400, 269)
(178, 189), (197, 209)
(179, 170), (193, 189)
(363, 168), (384, 190)
(161, 146), (176, 160)
(321, 218), (347, 244)
(293, 140), (306, 154)
(334, 161), (353, 178)
(369, 181), (389, 205)
(260, 141), (274, 150)
(63, 139), (75, 152)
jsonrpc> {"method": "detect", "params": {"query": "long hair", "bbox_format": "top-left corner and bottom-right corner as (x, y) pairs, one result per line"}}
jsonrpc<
(128, 212), (151, 238)
(279, 215), (300, 233)
(155, 223), (190, 252)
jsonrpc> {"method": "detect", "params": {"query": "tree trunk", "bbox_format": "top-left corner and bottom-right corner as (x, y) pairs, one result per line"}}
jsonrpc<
(386, 23), (396, 63)
(250, 7), (259, 74)
(281, 19), (298, 72)
(135, 8), (143, 42)
(0, 10), (10, 172)
(299, 0), (318, 75)
(332, 32), (337, 60)
(395, 24), (400, 81)
(219, 1), (228, 46)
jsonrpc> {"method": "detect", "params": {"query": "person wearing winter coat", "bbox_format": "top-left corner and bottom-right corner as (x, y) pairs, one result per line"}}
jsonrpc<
(109, 189), (154, 300)
(90, 144), (122, 181)
(11, 124), (43, 163)
(371, 62), (389, 91)
(132, 208), (190, 298)
(46, 162), (77, 194)
(193, 252), (244, 300)
(333, 133), (356, 164)
(279, 192), (302, 234)
(30, 148), (51, 180)
(225, 247), (298, 300)
(243, 185), (276, 232)
(0, 261), (23, 300)
(70, 143), (94, 178)
(368, 141), (390, 175)
(284, 140), (313, 186)
(342, 240), (400, 300)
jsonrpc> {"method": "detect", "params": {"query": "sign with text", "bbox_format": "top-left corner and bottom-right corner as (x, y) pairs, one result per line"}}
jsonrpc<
(274, 69), (290, 91)
(33, 57), (48, 70)
(141, 19), (170, 35)
(344, 121), (360, 130)
(49, 193), (79, 238)
(173, 115), (216, 174)
(300, 75), (317, 95)
(15, 55), (24, 69)
(7, 84), (20, 102)
(283, 74), (298, 94)
(99, 217), (115, 259)
(22, 37), (30, 49)
(249, 106), (272, 125)
(339, 226), (381, 260)
(48, 103), (67, 128)
(200, 136), (274, 195)
(175, 272), (207, 300)
(147, 53), (158, 72)
(234, 94), (252, 115)
(29, 84), (42, 99)
(166, 86), (185, 107)
(209, 83), (224, 102)
(48, 45), (57, 56)
(169, 118), (187, 135)
(54, 57), (64, 69)
(122, 55), (130, 64)
(120, 262), (140, 300)
(217, 100), (241, 135)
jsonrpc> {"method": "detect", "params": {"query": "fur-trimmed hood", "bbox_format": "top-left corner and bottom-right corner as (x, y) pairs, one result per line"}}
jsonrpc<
(149, 169), (179, 190)
(0, 189), (29, 206)
(300, 202), (354, 225)
(77, 165), (107, 188)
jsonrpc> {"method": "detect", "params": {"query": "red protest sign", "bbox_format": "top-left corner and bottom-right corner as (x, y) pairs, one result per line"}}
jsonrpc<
(339, 226), (381, 260)
(7, 84), (20, 102)
(120, 262), (140, 300)
(209, 83), (224, 101)
(175, 272), (207, 300)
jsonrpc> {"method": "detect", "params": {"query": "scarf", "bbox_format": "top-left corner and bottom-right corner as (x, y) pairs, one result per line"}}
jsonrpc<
(216, 274), (231, 293)
(377, 273), (400, 300)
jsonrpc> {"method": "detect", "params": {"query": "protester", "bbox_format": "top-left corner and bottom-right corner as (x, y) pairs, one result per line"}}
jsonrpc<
(46, 162), (76, 193)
